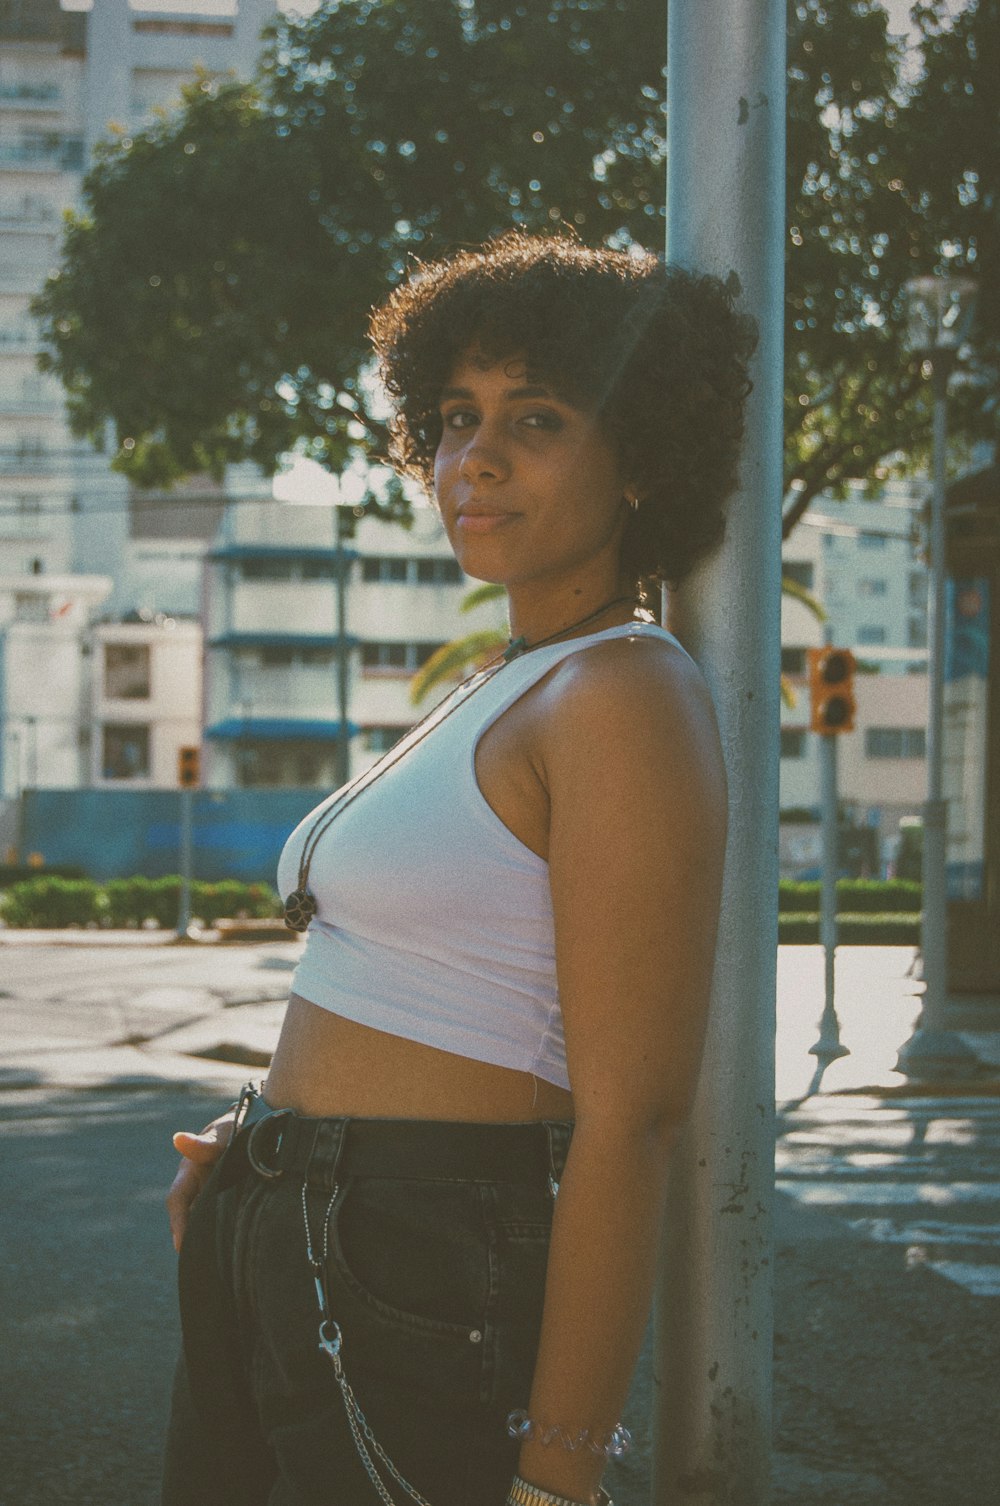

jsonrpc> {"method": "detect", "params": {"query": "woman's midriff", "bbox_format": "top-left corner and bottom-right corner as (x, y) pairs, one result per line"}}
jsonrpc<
(263, 993), (576, 1123)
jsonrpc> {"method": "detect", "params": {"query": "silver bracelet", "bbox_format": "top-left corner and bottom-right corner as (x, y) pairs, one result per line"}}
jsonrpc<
(506, 1474), (614, 1506)
(506, 1408), (632, 1458)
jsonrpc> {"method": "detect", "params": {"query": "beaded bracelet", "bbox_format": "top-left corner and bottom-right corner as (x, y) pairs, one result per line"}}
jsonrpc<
(506, 1409), (633, 1459)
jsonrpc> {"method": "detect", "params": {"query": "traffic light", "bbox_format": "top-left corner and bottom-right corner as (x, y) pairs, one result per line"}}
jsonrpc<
(807, 648), (856, 735)
(177, 745), (200, 787)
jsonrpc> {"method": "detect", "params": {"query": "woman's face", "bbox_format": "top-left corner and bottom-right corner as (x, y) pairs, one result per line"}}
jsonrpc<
(432, 350), (631, 592)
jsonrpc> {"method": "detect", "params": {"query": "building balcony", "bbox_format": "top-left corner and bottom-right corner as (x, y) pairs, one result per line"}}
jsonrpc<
(0, 85), (62, 111)
(205, 717), (359, 743)
(0, 138), (84, 173)
(0, 394), (61, 416)
(0, 449), (52, 474)
(207, 631), (359, 651)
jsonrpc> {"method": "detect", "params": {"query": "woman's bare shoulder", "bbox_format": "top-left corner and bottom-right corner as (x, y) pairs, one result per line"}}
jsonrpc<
(537, 631), (719, 751)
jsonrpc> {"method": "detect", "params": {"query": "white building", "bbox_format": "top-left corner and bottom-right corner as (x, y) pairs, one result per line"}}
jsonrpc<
(203, 500), (506, 789)
(779, 480), (930, 865)
(0, 566), (111, 795)
(89, 614), (202, 787)
(0, 0), (274, 615)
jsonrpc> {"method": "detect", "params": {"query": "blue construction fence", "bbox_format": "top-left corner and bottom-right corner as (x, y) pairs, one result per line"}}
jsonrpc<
(16, 788), (320, 884)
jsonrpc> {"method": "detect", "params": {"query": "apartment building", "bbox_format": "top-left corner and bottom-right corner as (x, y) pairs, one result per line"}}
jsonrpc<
(0, 0), (274, 615)
(203, 500), (506, 789)
(0, 564), (110, 794)
(780, 481), (930, 858)
(89, 614), (201, 787)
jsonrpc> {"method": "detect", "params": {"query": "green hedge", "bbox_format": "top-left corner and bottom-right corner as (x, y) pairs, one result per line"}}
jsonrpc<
(0, 875), (281, 929)
(0, 864), (87, 889)
(1, 877), (104, 928)
(779, 912), (921, 945)
(779, 879), (922, 914)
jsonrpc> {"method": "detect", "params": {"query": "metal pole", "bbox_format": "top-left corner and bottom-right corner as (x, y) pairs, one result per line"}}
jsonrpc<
(810, 630), (848, 1070)
(177, 786), (193, 939)
(335, 505), (350, 787)
(896, 358), (979, 1075)
(657, 3), (784, 1502)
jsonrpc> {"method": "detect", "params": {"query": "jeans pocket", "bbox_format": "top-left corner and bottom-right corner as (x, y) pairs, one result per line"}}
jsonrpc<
(323, 1175), (490, 1337)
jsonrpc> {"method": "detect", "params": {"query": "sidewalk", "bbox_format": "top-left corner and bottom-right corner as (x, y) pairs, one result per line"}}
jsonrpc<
(2, 935), (997, 1099)
(2, 940), (997, 1505)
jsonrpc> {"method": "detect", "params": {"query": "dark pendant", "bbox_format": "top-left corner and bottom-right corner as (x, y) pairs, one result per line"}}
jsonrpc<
(284, 888), (318, 932)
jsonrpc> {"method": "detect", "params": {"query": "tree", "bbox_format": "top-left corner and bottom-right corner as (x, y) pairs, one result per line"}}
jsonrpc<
(31, 0), (996, 520)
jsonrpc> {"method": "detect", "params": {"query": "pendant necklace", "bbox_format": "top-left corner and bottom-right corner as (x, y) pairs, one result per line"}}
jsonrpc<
(282, 593), (641, 931)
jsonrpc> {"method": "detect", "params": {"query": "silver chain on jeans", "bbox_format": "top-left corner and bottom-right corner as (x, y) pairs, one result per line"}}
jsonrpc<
(301, 1181), (434, 1506)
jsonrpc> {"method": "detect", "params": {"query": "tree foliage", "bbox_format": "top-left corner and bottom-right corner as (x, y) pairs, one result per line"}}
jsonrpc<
(32, 0), (998, 523)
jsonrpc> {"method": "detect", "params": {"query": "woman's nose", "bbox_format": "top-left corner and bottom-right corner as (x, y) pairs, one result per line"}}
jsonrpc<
(457, 430), (509, 484)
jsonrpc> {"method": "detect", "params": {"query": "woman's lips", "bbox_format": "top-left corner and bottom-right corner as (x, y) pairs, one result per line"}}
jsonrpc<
(456, 511), (520, 535)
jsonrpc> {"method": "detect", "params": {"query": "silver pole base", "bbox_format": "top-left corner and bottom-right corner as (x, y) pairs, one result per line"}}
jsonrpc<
(895, 1025), (985, 1079)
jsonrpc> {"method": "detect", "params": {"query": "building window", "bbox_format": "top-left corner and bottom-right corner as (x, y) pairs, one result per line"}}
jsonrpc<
(780, 729), (807, 759)
(362, 642), (408, 670)
(102, 724), (150, 779)
(364, 725), (412, 753)
(13, 592), (47, 622)
(416, 558), (464, 585)
(858, 534), (887, 550)
(782, 561), (814, 590)
(781, 647), (807, 675)
(299, 648), (336, 667)
(361, 557), (409, 583)
(104, 643), (151, 699)
(361, 642), (446, 673)
(857, 625), (886, 645)
(865, 727), (926, 759)
(240, 559), (295, 581)
(258, 647), (295, 667)
(907, 616), (928, 648)
(301, 558), (338, 581)
(858, 578), (888, 597)
(908, 570), (926, 608)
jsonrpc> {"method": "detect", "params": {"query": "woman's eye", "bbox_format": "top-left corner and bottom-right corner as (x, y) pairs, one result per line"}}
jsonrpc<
(442, 409), (477, 430)
(521, 411), (561, 431)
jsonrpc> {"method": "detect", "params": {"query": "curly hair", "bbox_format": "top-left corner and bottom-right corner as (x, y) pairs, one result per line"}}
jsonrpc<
(368, 231), (758, 590)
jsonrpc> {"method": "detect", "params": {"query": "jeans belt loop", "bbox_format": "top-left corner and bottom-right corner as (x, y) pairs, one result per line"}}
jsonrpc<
(305, 1116), (349, 1195)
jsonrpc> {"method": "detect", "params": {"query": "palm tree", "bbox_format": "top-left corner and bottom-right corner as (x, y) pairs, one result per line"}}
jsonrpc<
(410, 578), (827, 708)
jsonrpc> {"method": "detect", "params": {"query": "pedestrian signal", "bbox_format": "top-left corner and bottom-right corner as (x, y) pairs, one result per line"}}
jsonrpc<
(807, 648), (856, 735)
(177, 745), (200, 787)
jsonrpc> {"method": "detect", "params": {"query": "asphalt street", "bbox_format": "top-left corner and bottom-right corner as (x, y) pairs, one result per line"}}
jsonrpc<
(1, 939), (998, 1505)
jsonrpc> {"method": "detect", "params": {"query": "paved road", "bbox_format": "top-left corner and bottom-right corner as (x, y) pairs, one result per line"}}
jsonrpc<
(2, 943), (999, 1503)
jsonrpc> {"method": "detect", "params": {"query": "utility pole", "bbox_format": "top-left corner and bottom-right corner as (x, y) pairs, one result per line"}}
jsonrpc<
(808, 636), (854, 1073)
(334, 504), (351, 788)
(895, 276), (981, 1079)
(656, 4), (785, 1503)
(176, 746), (199, 939)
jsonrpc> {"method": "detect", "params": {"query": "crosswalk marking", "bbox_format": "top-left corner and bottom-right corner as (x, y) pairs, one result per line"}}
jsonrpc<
(777, 1097), (1000, 1296)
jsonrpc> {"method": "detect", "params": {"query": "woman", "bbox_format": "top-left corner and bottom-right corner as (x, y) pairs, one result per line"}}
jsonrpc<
(163, 232), (756, 1506)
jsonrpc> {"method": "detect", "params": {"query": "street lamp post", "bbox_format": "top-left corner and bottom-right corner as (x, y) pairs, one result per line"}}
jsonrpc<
(896, 275), (981, 1079)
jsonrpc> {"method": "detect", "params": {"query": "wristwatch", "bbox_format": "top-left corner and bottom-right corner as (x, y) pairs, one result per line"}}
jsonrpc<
(505, 1477), (613, 1506)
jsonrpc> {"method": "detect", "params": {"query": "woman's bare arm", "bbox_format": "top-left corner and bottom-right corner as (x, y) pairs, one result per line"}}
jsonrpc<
(515, 638), (727, 1503)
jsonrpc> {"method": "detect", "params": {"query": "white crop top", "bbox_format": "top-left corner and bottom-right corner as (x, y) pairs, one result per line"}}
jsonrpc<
(276, 620), (692, 1092)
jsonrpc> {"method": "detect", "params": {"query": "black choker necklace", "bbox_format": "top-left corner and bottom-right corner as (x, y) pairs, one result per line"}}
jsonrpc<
(502, 594), (640, 661)
(282, 593), (641, 930)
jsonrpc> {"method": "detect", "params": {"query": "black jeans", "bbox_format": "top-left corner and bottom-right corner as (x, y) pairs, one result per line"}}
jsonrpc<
(162, 1089), (575, 1506)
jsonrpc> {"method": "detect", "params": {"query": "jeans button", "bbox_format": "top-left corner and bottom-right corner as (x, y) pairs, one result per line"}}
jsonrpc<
(469, 1329), (483, 1343)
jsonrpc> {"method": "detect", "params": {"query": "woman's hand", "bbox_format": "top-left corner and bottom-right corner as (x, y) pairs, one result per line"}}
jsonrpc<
(166, 1108), (237, 1252)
